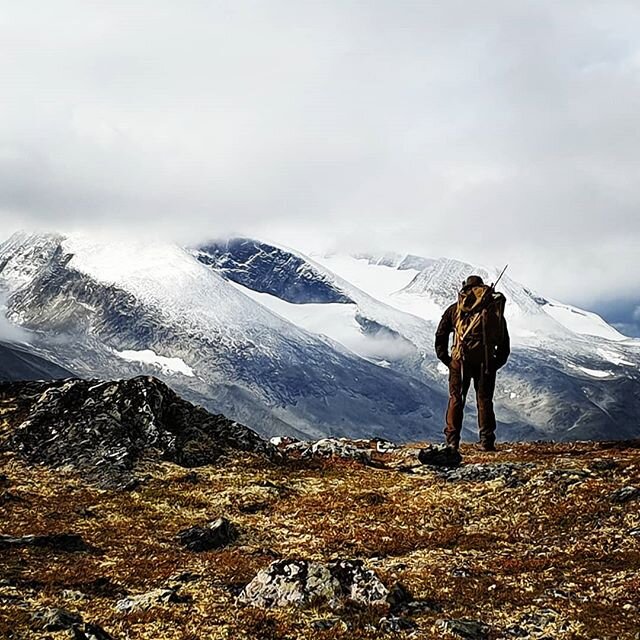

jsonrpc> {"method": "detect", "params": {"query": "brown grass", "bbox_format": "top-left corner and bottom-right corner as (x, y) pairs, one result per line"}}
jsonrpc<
(1, 440), (639, 638)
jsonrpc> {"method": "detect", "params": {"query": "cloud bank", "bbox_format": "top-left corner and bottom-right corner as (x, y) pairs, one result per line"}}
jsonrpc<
(1, 1), (639, 305)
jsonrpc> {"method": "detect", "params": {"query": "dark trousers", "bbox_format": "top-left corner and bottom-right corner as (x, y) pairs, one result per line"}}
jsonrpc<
(444, 357), (496, 448)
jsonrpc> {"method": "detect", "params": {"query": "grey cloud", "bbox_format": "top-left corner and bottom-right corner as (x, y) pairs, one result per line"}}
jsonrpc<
(1, 1), (639, 305)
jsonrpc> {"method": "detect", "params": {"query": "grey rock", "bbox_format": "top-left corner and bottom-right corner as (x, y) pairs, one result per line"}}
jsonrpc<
(438, 618), (490, 639)
(177, 517), (238, 552)
(378, 615), (418, 632)
(115, 587), (185, 613)
(444, 462), (534, 486)
(610, 486), (640, 503)
(237, 559), (390, 609)
(280, 437), (397, 464)
(542, 468), (591, 486)
(62, 589), (89, 602)
(418, 444), (462, 468)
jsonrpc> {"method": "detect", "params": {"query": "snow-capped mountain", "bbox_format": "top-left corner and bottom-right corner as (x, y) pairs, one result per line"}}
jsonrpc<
(1, 230), (639, 442)
(0, 232), (443, 441)
(194, 240), (640, 441)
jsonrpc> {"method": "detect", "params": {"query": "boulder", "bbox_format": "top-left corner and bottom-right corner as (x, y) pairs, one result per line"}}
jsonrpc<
(115, 587), (185, 613)
(418, 444), (462, 468)
(237, 559), (390, 609)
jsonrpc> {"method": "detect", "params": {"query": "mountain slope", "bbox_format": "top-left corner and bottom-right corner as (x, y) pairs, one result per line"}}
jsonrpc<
(0, 232), (445, 442)
(0, 341), (73, 382)
(196, 240), (640, 441)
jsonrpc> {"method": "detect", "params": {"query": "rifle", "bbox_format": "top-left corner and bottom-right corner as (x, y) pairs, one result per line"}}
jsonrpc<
(491, 264), (508, 290)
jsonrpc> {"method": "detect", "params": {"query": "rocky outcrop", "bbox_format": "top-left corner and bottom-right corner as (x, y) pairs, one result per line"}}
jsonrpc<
(237, 559), (392, 609)
(273, 436), (397, 465)
(1, 376), (272, 486)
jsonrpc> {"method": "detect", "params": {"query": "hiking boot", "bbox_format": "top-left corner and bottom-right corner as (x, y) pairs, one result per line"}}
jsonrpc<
(478, 441), (496, 452)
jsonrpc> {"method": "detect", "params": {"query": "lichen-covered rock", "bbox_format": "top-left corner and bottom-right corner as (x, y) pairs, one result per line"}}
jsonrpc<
(115, 587), (185, 613)
(277, 437), (397, 464)
(177, 517), (238, 551)
(1, 376), (272, 485)
(237, 559), (390, 609)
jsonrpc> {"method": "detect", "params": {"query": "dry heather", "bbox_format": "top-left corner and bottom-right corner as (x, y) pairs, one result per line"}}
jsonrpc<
(1, 440), (639, 639)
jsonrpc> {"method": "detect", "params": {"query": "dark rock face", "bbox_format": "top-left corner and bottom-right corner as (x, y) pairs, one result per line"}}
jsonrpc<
(237, 559), (390, 609)
(418, 444), (462, 468)
(177, 518), (238, 552)
(1, 376), (271, 485)
(194, 238), (353, 304)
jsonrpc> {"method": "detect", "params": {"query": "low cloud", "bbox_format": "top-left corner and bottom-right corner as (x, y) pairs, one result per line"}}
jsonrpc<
(1, 2), (639, 306)
(0, 293), (30, 343)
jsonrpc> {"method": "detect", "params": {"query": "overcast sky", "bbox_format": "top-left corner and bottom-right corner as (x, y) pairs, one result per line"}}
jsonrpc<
(1, 1), (639, 318)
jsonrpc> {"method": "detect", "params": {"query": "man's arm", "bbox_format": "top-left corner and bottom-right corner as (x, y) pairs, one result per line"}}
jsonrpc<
(435, 305), (455, 365)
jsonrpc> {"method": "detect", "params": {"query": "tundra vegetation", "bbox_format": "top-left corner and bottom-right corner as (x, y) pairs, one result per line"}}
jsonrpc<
(1, 380), (639, 639)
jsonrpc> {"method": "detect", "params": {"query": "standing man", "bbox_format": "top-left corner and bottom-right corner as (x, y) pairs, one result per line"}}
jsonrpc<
(435, 275), (510, 451)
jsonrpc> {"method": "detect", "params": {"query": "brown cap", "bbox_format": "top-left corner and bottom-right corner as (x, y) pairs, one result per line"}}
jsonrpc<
(462, 275), (484, 288)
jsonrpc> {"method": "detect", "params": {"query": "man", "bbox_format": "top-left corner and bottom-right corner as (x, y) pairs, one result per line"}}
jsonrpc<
(434, 275), (510, 451)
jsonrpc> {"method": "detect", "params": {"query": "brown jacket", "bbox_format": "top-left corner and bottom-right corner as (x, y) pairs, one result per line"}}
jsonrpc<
(435, 303), (510, 368)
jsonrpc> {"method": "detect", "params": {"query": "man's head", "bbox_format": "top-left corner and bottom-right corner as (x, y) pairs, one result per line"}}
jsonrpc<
(462, 275), (484, 289)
